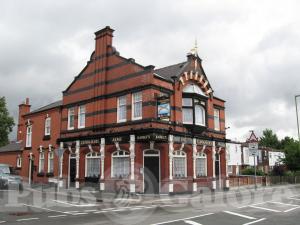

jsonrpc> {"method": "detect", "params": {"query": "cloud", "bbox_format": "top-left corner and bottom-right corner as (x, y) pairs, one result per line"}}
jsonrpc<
(1, 0), (300, 141)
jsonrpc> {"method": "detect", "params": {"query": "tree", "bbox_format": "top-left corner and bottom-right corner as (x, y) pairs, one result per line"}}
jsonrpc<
(282, 140), (300, 172)
(0, 97), (15, 147)
(278, 136), (295, 150)
(259, 129), (280, 149)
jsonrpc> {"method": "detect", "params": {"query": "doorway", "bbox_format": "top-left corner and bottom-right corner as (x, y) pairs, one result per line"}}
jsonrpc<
(69, 155), (76, 188)
(143, 150), (160, 194)
(215, 153), (221, 189)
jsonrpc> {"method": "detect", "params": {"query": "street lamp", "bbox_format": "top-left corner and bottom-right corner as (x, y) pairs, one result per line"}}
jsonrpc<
(295, 95), (300, 149)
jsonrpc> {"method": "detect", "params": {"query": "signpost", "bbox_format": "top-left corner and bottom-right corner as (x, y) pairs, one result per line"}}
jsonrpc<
(247, 131), (259, 190)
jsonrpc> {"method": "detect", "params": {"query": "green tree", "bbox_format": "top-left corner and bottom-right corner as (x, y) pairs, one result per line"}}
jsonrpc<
(0, 97), (15, 147)
(282, 140), (300, 172)
(259, 129), (280, 149)
(278, 136), (295, 150)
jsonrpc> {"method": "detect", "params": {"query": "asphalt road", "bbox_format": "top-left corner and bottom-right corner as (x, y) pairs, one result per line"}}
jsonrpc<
(1, 185), (300, 225)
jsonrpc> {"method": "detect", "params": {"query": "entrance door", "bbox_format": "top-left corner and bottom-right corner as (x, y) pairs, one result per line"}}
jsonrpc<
(144, 150), (160, 194)
(69, 157), (76, 188)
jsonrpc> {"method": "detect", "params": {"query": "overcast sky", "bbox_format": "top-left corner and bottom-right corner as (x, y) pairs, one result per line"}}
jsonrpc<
(1, 0), (300, 142)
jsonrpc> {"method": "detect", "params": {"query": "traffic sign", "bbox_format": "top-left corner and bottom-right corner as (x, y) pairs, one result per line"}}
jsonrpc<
(248, 142), (258, 156)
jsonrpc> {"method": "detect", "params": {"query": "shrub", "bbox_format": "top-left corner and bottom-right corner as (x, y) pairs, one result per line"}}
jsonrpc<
(241, 167), (264, 176)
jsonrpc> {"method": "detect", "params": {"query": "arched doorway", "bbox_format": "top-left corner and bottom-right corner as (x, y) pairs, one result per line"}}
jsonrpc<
(143, 149), (160, 194)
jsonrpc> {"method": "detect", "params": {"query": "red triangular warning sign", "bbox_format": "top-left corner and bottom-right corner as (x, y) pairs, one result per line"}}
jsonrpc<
(247, 131), (259, 143)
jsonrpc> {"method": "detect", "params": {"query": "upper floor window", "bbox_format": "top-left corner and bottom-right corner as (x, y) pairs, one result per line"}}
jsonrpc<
(26, 125), (32, 148)
(183, 83), (206, 96)
(182, 98), (205, 126)
(214, 108), (220, 131)
(16, 155), (22, 168)
(78, 105), (86, 129)
(68, 108), (75, 130)
(132, 92), (142, 120)
(117, 96), (127, 123)
(45, 117), (51, 136)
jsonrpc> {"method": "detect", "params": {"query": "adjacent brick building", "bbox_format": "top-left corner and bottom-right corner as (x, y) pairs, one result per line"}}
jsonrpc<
(3, 26), (228, 193)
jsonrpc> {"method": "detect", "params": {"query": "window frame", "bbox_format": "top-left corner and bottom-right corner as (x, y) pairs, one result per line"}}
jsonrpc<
(214, 108), (220, 131)
(117, 95), (127, 123)
(195, 152), (207, 177)
(78, 105), (86, 129)
(132, 92), (142, 120)
(48, 151), (54, 173)
(25, 125), (32, 148)
(39, 151), (45, 173)
(173, 150), (187, 178)
(85, 152), (101, 177)
(44, 117), (51, 136)
(67, 107), (75, 130)
(16, 155), (22, 168)
(111, 150), (130, 178)
(182, 95), (207, 126)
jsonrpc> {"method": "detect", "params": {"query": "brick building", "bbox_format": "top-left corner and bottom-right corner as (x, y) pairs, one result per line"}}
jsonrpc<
(4, 26), (228, 194)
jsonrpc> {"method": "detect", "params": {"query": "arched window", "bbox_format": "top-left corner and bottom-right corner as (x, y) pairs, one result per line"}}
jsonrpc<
(196, 152), (207, 177)
(173, 150), (187, 178)
(111, 150), (130, 178)
(183, 84), (206, 96)
(85, 152), (101, 177)
(195, 104), (205, 126)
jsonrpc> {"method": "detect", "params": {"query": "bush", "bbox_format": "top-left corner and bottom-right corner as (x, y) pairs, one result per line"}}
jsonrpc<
(241, 167), (264, 176)
(271, 165), (286, 176)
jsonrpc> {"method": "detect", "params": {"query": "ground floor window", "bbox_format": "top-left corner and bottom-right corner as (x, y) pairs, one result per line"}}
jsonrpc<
(39, 152), (45, 173)
(173, 150), (186, 178)
(196, 152), (207, 177)
(227, 165), (233, 174)
(85, 152), (101, 177)
(48, 151), (54, 173)
(112, 150), (130, 178)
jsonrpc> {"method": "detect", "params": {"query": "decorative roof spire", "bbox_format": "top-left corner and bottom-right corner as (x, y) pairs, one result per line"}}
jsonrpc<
(190, 38), (198, 56)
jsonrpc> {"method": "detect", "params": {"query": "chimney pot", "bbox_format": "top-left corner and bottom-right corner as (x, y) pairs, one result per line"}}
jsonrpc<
(25, 98), (29, 105)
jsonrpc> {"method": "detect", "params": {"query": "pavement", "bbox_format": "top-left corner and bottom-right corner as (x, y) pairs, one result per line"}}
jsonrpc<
(1, 184), (300, 225)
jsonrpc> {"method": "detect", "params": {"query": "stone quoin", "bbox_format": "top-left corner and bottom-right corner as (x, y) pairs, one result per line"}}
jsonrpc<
(3, 26), (229, 194)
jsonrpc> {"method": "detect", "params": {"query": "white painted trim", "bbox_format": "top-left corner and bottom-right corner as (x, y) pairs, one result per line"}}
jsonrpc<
(77, 105), (86, 129)
(84, 152), (101, 177)
(173, 150), (187, 178)
(44, 117), (51, 136)
(131, 91), (142, 121)
(111, 150), (130, 178)
(117, 95), (127, 123)
(67, 108), (75, 130)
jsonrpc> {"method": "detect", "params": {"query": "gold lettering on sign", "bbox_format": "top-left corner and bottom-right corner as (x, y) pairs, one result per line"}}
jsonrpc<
(80, 139), (99, 145)
(196, 139), (213, 146)
(112, 137), (122, 142)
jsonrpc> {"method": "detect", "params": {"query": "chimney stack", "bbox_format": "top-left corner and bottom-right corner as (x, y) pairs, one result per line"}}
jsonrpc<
(94, 26), (114, 57)
(17, 98), (31, 141)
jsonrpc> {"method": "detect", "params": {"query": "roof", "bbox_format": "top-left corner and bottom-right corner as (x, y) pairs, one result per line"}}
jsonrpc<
(0, 142), (22, 153)
(154, 62), (188, 81)
(27, 100), (62, 115)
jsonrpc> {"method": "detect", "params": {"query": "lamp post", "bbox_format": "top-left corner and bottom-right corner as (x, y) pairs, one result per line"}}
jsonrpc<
(295, 95), (300, 149)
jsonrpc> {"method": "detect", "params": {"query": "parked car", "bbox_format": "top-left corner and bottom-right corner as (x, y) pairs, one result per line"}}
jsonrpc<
(0, 164), (23, 191)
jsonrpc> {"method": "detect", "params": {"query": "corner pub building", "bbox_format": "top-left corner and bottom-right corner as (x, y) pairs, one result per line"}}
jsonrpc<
(13, 26), (229, 194)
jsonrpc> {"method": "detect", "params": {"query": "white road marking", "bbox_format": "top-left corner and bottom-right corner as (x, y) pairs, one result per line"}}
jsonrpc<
(23, 203), (68, 214)
(72, 212), (88, 215)
(269, 201), (299, 207)
(284, 206), (300, 212)
(250, 205), (281, 212)
(288, 197), (300, 201)
(149, 213), (214, 225)
(243, 218), (266, 225)
(184, 220), (202, 225)
(0, 221), (6, 224)
(84, 209), (97, 212)
(93, 211), (104, 214)
(53, 200), (98, 207)
(237, 201), (268, 209)
(48, 215), (67, 218)
(16, 218), (39, 222)
(223, 211), (256, 220)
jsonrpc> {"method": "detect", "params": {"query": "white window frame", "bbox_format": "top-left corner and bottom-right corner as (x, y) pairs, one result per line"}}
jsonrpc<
(39, 151), (45, 173)
(195, 152), (207, 177)
(173, 150), (187, 178)
(227, 165), (233, 174)
(78, 105), (86, 129)
(48, 151), (54, 173)
(117, 96), (127, 123)
(132, 92), (142, 120)
(16, 155), (22, 168)
(85, 152), (101, 177)
(67, 108), (75, 130)
(26, 125), (32, 148)
(111, 150), (130, 178)
(44, 117), (51, 136)
(195, 104), (206, 126)
(214, 108), (220, 131)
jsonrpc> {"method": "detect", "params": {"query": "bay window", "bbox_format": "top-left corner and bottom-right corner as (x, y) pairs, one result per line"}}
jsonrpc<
(182, 97), (206, 126)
